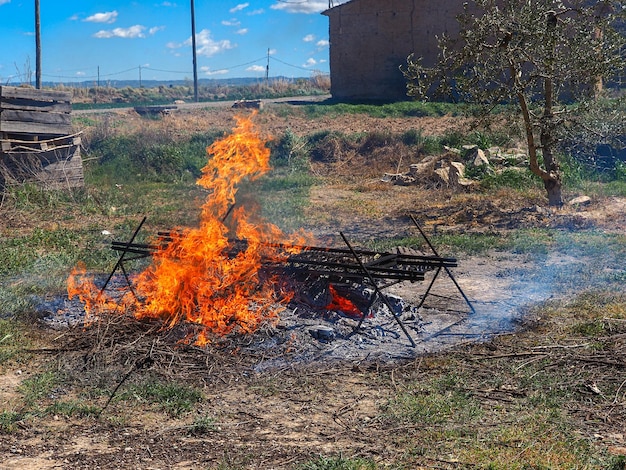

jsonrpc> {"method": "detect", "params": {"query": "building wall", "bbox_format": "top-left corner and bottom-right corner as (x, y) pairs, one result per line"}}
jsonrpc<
(323, 0), (466, 101)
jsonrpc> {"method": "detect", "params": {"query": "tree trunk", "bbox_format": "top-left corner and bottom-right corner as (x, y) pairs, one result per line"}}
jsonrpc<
(537, 10), (563, 207)
(512, 69), (563, 206)
(544, 175), (562, 207)
(540, 125), (563, 207)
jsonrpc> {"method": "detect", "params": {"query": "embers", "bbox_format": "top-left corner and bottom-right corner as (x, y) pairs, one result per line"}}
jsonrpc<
(104, 217), (474, 348)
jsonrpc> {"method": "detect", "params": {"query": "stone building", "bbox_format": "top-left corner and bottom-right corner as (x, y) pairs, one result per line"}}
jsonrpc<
(322, 0), (468, 101)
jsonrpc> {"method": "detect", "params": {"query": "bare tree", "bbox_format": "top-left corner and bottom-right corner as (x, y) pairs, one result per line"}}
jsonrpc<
(402, 0), (625, 206)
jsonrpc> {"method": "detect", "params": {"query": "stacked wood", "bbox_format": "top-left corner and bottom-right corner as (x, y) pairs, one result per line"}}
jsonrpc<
(0, 86), (83, 189)
(0, 133), (83, 189)
(0, 86), (72, 136)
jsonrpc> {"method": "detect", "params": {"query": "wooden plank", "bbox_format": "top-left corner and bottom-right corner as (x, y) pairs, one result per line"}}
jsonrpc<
(0, 132), (81, 146)
(1, 109), (72, 125)
(39, 151), (84, 189)
(0, 98), (71, 113)
(0, 120), (72, 135)
(0, 143), (83, 189)
(0, 86), (71, 103)
(1, 110), (71, 125)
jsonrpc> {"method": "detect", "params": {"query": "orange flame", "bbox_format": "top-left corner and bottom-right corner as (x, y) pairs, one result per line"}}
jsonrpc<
(67, 262), (134, 322)
(68, 114), (310, 345)
(325, 284), (365, 319)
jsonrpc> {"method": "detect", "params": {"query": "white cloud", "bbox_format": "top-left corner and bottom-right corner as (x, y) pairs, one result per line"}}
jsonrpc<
(93, 25), (146, 39)
(149, 26), (165, 35)
(75, 71), (86, 76)
(168, 29), (235, 58)
(303, 34), (315, 43)
(195, 30), (235, 57)
(235, 28), (248, 35)
(316, 39), (329, 47)
(270, 1), (349, 14)
(247, 9), (264, 15)
(222, 19), (241, 27)
(0, 0), (11, 5)
(84, 11), (118, 24)
(200, 66), (229, 76)
(303, 58), (317, 67)
(247, 65), (265, 73)
(230, 3), (249, 13)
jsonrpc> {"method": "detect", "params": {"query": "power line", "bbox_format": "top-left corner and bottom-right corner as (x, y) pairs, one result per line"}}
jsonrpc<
(142, 67), (190, 74)
(10, 54), (327, 84)
(217, 56), (267, 70)
(269, 56), (320, 73)
(42, 66), (140, 81)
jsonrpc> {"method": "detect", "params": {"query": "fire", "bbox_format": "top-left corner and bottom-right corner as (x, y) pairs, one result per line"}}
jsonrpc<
(325, 284), (365, 319)
(68, 114), (309, 345)
(67, 262), (134, 322)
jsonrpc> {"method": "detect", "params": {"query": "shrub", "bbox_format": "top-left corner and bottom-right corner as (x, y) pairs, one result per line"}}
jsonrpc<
(481, 168), (542, 190)
(85, 130), (222, 183)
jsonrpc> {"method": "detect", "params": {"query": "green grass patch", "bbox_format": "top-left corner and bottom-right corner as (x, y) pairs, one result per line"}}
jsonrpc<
(369, 233), (507, 256)
(432, 232), (508, 255)
(0, 224), (117, 317)
(382, 373), (483, 426)
(19, 370), (61, 407)
(46, 400), (101, 418)
(0, 228), (84, 277)
(188, 414), (218, 435)
(0, 410), (22, 433)
(566, 291), (626, 320)
(0, 319), (31, 364)
(125, 379), (203, 417)
(461, 412), (597, 469)
(300, 101), (463, 119)
(480, 167), (543, 191)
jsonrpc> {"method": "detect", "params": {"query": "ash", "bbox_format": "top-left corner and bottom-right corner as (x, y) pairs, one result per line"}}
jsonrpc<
(249, 279), (496, 371)
(41, 258), (529, 370)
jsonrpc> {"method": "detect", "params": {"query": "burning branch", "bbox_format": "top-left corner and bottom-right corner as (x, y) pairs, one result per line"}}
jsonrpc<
(68, 114), (309, 346)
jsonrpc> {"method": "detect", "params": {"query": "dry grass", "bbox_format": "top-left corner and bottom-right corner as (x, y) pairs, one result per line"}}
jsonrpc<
(1, 104), (626, 469)
(0, 290), (624, 468)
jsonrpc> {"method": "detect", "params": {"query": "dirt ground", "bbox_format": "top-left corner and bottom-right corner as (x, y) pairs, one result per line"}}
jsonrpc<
(2, 102), (626, 469)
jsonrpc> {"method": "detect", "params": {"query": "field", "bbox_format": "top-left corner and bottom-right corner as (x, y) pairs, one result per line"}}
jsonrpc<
(1, 98), (625, 469)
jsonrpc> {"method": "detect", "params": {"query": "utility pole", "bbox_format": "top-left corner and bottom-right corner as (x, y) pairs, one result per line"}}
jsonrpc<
(95, 66), (99, 104)
(265, 48), (270, 85)
(190, 0), (199, 102)
(35, 0), (41, 89)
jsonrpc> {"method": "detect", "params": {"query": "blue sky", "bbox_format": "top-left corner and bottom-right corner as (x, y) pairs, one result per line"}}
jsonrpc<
(0, 0), (349, 84)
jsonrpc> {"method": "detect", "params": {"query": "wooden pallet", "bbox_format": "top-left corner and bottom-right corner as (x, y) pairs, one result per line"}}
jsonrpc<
(0, 86), (72, 136)
(0, 133), (84, 189)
